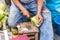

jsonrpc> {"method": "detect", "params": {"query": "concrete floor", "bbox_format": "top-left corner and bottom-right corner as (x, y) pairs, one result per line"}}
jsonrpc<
(54, 34), (60, 40)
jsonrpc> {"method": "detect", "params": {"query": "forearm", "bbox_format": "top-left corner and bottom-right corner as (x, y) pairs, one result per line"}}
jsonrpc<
(37, 0), (44, 15)
(12, 0), (28, 13)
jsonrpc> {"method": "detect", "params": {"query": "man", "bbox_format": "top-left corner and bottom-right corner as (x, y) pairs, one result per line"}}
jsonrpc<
(8, 0), (53, 40)
(45, 0), (60, 37)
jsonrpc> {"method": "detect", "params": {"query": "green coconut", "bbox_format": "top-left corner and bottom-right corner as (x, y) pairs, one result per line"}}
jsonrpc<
(1, 16), (8, 23)
(0, 9), (5, 20)
(0, 1), (6, 11)
(0, 21), (3, 28)
(30, 16), (38, 25)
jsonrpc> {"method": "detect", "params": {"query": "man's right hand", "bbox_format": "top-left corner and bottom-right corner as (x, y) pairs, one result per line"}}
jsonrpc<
(22, 10), (30, 18)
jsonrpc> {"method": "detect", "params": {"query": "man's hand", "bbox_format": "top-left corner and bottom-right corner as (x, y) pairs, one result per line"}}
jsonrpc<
(22, 10), (30, 18)
(36, 13), (43, 24)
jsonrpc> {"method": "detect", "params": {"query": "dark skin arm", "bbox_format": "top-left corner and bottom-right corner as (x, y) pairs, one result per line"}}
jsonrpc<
(36, 0), (44, 24)
(12, 0), (30, 18)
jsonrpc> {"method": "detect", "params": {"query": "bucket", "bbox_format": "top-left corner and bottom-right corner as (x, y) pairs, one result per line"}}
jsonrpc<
(54, 15), (60, 36)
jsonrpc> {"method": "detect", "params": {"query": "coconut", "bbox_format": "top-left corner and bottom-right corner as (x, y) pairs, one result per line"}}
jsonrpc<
(0, 9), (5, 20)
(0, 1), (6, 11)
(30, 16), (38, 26)
(0, 21), (3, 28)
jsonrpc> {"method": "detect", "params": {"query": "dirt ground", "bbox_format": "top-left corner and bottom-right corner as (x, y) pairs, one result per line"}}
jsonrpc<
(0, 31), (60, 40)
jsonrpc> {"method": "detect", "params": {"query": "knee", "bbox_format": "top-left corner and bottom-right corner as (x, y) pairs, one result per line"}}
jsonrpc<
(8, 19), (17, 27)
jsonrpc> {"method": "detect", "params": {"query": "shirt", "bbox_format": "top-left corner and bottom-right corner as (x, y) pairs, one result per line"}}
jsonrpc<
(45, 0), (60, 13)
(20, 0), (34, 3)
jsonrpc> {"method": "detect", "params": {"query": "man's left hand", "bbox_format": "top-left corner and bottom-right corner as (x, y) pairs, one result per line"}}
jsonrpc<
(36, 13), (43, 24)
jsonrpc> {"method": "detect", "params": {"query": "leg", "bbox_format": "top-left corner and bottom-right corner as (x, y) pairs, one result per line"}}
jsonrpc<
(40, 11), (54, 40)
(8, 1), (23, 27)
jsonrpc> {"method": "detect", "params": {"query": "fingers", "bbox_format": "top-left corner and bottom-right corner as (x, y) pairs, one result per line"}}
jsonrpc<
(39, 17), (43, 23)
(27, 15), (30, 18)
(37, 18), (43, 26)
(22, 13), (30, 18)
(37, 15), (43, 26)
